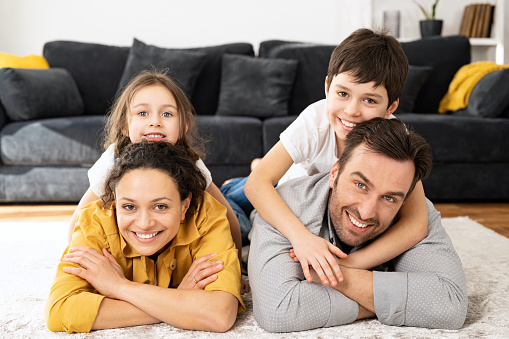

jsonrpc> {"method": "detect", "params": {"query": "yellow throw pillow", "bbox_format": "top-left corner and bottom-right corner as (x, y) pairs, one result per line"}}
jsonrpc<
(0, 52), (49, 69)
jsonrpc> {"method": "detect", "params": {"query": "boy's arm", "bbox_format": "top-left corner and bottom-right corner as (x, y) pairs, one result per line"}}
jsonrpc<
(67, 187), (100, 243)
(340, 181), (428, 269)
(245, 141), (346, 286)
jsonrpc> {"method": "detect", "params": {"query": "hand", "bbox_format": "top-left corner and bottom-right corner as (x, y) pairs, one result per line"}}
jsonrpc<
(62, 247), (126, 299)
(178, 253), (223, 290)
(240, 277), (250, 295)
(291, 233), (348, 286)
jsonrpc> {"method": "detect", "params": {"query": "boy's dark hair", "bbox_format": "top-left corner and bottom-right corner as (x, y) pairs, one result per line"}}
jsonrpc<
(327, 28), (408, 108)
(336, 118), (433, 199)
(102, 140), (207, 217)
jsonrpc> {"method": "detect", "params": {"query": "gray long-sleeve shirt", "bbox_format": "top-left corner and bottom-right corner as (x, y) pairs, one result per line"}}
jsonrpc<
(248, 172), (467, 333)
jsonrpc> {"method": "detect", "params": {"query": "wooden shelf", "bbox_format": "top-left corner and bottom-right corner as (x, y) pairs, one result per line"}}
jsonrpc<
(470, 38), (498, 47)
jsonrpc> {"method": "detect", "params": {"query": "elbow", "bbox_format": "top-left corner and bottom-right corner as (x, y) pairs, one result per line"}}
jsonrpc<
(44, 304), (63, 333)
(244, 175), (255, 201)
(202, 307), (237, 333)
(252, 300), (291, 333)
(200, 294), (238, 333)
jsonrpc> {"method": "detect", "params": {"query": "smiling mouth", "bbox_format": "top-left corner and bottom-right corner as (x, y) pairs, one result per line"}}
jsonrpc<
(347, 211), (369, 228)
(340, 118), (357, 128)
(144, 134), (166, 139)
(134, 231), (161, 239)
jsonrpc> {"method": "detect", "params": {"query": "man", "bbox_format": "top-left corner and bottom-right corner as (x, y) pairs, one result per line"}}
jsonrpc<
(248, 118), (467, 332)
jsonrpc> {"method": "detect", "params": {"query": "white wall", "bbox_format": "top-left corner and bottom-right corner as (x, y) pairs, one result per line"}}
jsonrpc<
(0, 0), (350, 55)
(0, 0), (507, 62)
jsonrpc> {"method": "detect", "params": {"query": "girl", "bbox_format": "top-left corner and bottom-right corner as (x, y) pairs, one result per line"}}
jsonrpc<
(46, 141), (244, 333)
(66, 70), (247, 292)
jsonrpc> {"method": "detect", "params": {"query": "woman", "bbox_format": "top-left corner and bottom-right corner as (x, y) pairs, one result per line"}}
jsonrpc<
(45, 141), (244, 333)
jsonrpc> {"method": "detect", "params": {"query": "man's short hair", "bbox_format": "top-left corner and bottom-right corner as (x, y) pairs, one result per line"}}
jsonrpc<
(336, 118), (433, 198)
(327, 28), (409, 108)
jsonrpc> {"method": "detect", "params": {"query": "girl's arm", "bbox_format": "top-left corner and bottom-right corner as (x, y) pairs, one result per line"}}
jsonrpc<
(205, 183), (249, 293)
(245, 141), (347, 287)
(206, 183), (242, 259)
(67, 187), (99, 243)
(339, 181), (428, 269)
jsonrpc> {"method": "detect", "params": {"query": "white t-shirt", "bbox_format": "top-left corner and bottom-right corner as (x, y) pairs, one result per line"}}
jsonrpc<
(279, 99), (396, 185)
(88, 143), (212, 198)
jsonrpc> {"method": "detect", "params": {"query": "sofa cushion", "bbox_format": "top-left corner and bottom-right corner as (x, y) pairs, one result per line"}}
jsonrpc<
(265, 43), (336, 116)
(0, 116), (105, 166)
(262, 116), (297, 154)
(44, 41), (130, 116)
(216, 54), (298, 118)
(0, 68), (84, 121)
(0, 166), (90, 202)
(452, 68), (509, 118)
(400, 35), (471, 114)
(196, 115), (262, 186)
(180, 43), (255, 116)
(0, 52), (49, 69)
(118, 38), (208, 96)
(395, 65), (433, 113)
(397, 113), (509, 163)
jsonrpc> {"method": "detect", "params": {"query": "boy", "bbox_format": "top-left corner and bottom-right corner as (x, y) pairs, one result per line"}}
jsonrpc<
(242, 28), (428, 285)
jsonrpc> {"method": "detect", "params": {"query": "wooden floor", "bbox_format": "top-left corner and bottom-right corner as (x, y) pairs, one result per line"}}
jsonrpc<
(0, 203), (508, 238)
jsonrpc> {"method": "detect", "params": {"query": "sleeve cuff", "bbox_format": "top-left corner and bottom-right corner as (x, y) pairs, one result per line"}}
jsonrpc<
(324, 286), (359, 327)
(373, 271), (408, 326)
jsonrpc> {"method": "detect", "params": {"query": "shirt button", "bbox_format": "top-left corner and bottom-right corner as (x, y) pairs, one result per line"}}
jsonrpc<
(169, 259), (177, 270)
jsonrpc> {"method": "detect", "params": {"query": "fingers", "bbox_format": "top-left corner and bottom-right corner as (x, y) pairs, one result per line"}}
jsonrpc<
(62, 266), (87, 279)
(195, 274), (218, 289)
(300, 260), (313, 282)
(102, 248), (116, 261)
(241, 278), (250, 295)
(193, 261), (223, 282)
(328, 243), (348, 259)
(193, 253), (218, 265)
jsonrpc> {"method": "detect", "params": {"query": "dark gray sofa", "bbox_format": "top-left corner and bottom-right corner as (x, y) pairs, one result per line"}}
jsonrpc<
(1, 35), (508, 203)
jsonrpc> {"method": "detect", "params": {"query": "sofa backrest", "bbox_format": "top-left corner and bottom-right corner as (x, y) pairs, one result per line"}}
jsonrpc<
(43, 40), (255, 117)
(43, 41), (130, 116)
(261, 41), (334, 116)
(261, 35), (471, 115)
(400, 35), (471, 113)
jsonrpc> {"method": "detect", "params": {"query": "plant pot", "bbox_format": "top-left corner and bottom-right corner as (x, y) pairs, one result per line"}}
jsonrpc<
(420, 19), (443, 37)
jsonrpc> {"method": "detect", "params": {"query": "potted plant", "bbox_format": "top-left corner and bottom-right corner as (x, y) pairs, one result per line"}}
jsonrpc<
(415, 0), (442, 37)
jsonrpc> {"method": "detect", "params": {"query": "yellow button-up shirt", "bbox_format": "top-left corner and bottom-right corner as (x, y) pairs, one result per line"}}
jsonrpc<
(45, 192), (245, 333)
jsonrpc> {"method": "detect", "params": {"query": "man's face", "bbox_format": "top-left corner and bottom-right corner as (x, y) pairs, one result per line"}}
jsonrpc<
(328, 145), (415, 247)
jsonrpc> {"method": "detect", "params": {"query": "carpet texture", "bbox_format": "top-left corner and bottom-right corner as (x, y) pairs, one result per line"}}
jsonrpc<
(0, 217), (508, 338)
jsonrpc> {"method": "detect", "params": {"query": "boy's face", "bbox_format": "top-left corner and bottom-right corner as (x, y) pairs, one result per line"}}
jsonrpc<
(325, 72), (399, 148)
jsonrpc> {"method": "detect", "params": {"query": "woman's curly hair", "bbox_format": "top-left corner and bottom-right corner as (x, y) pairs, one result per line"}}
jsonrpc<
(101, 140), (207, 218)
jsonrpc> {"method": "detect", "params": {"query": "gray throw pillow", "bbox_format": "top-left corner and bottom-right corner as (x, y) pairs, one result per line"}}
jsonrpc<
(395, 65), (433, 114)
(453, 68), (509, 118)
(118, 38), (208, 96)
(0, 67), (84, 121)
(216, 54), (298, 118)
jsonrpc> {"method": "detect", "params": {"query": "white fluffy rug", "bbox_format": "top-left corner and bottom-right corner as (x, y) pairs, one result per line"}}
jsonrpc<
(1, 217), (508, 338)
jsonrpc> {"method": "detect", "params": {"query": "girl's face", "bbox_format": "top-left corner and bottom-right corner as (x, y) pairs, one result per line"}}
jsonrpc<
(115, 168), (191, 257)
(127, 84), (182, 145)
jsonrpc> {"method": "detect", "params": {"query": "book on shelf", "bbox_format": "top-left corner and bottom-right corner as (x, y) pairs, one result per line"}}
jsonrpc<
(459, 3), (495, 38)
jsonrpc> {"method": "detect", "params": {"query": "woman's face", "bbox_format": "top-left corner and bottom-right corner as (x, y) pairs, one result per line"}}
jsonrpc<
(115, 168), (191, 257)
